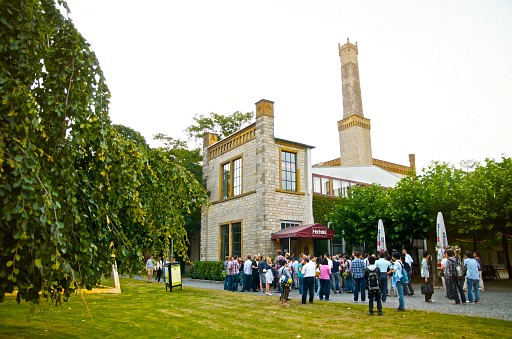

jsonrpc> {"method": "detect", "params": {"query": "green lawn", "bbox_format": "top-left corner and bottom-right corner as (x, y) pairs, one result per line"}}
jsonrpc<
(0, 278), (509, 338)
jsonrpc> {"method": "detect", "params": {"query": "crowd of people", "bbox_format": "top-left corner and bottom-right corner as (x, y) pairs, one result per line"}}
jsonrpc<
(221, 248), (484, 315)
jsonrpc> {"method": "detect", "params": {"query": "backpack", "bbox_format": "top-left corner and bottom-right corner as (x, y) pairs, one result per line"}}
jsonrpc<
(398, 262), (409, 284)
(280, 268), (292, 287)
(367, 267), (380, 291)
(450, 258), (464, 278)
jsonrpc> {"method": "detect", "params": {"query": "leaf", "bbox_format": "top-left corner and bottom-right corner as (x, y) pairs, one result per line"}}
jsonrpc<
(7, 261), (13, 268)
(35, 259), (42, 268)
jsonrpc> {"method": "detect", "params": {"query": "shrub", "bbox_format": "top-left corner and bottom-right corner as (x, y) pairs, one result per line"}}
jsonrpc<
(189, 261), (224, 281)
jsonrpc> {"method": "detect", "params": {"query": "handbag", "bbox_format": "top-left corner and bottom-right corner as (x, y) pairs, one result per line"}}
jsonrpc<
(420, 283), (434, 295)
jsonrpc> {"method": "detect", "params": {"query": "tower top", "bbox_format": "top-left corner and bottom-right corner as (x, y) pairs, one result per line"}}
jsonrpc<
(338, 37), (358, 56)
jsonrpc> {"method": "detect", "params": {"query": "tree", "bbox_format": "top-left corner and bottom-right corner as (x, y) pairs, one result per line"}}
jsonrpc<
(329, 184), (391, 253)
(185, 111), (253, 143)
(1, 0), (208, 304)
(454, 157), (512, 278)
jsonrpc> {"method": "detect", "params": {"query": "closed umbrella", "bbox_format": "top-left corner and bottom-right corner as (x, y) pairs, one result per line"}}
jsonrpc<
(436, 212), (448, 262)
(377, 219), (387, 253)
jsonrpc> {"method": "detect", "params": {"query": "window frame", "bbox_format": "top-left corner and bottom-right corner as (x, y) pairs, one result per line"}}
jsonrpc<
(219, 221), (243, 260)
(280, 149), (299, 192)
(219, 156), (243, 200)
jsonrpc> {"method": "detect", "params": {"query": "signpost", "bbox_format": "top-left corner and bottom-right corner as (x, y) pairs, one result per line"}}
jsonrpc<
(165, 262), (182, 292)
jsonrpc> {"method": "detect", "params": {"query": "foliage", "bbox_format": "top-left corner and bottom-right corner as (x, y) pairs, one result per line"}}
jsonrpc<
(0, 0), (208, 304)
(329, 184), (391, 253)
(326, 158), (511, 271)
(189, 261), (224, 281)
(185, 111), (254, 142)
(152, 133), (203, 240)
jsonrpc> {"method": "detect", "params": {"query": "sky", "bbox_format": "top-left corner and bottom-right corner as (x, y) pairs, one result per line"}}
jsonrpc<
(64, 0), (512, 172)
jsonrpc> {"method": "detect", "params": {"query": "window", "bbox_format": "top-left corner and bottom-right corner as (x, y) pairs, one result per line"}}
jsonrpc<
(281, 221), (300, 230)
(220, 157), (242, 199)
(281, 150), (297, 191)
(231, 222), (241, 257)
(332, 179), (342, 197)
(313, 176), (321, 193)
(220, 224), (229, 259)
(219, 221), (242, 259)
(322, 177), (330, 195)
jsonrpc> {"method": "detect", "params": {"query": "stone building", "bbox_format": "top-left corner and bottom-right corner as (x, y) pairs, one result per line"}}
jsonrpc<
(199, 99), (316, 261)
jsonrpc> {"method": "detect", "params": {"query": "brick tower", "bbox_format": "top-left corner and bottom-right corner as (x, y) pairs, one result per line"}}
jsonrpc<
(337, 38), (373, 166)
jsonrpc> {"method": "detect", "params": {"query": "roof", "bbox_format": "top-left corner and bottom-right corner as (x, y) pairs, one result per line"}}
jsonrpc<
(271, 224), (335, 240)
(275, 137), (315, 150)
(312, 165), (405, 188)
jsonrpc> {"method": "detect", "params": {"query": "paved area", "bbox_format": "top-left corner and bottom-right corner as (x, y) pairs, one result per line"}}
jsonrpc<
(176, 277), (512, 321)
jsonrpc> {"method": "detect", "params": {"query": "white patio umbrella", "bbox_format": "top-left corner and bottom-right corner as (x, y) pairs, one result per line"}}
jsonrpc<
(377, 219), (387, 253)
(436, 212), (449, 262)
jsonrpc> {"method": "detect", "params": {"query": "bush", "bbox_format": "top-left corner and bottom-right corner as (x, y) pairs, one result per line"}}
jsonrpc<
(189, 261), (224, 281)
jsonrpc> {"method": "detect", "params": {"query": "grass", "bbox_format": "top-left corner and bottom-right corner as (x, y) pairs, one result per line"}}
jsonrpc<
(0, 278), (509, 339)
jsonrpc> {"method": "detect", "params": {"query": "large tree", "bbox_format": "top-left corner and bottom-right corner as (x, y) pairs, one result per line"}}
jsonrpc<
(329, 184), (391, 253)
(1, 0), (208, 304)
(453, 157), (512, 278)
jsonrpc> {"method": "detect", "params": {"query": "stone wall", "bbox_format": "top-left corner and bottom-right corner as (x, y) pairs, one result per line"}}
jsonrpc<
(200, 100), (313, 261)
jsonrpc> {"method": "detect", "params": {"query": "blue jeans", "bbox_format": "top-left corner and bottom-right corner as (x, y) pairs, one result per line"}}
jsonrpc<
(354, 277), (366, 301)
(396, 281), (405, 310)
(380, 273), (388, 302)
(344, 274), (354, 292)
(298, 276), (304, 295)
(223, 275), (229, 290)
(331, 271), (340, 292)
(466, 278), (480, 302)
(450, 277), (466, 304)
(229, 274), (239, 291)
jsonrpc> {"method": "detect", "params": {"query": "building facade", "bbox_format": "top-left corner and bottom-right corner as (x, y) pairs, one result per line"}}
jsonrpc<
(199, 99), (315, 261)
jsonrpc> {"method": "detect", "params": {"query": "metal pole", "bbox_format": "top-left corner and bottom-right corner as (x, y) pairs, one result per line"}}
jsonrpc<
(327, 222), (332, 255)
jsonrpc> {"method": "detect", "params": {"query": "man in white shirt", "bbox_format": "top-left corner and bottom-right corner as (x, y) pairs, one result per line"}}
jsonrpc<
(301, 257), (316, 304)
(242, 255), (253, 292)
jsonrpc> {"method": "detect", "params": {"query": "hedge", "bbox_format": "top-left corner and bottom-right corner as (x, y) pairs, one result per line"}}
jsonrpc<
(189, 261), (224, 281)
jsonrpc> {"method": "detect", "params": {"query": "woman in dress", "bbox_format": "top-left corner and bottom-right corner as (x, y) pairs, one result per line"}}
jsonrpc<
(265, 257), (274, 295)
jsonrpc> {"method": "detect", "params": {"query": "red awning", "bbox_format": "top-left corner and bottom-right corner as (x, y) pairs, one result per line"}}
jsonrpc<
(271, 224), (335, 240)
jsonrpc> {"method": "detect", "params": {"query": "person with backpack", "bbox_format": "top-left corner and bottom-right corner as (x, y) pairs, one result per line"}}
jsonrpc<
(279, 259), (292, 306)
(365, 256), (383, 316)
(444, 250), (467, 304)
